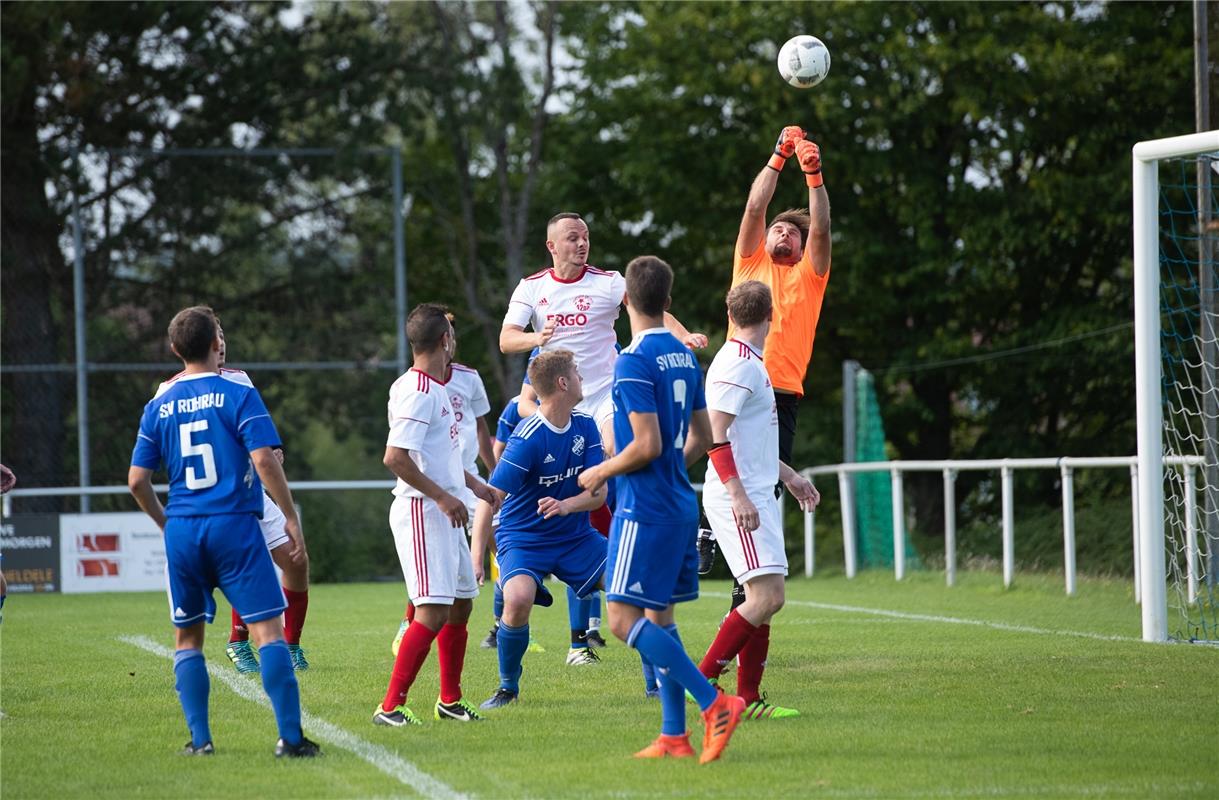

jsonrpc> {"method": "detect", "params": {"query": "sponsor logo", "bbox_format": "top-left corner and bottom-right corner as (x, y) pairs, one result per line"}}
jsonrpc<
(543, 453), (556, 464)
(77, 558), (120, 578)
(546, 312), (588, 327)
(572, 435), (585, 456)
(537, 297), (549, 306)
(539, 464), (583, 487)
(574, 295), (592, 312)
(76, 534), (120, 552)
(441, 406), (450, 417)
(174, 607), (187, 618)
(628, 581), (644, 594)
(0, 535), (54, 550)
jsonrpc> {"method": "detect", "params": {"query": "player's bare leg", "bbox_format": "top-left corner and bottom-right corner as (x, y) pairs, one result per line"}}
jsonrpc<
(270, 541), (311, 670)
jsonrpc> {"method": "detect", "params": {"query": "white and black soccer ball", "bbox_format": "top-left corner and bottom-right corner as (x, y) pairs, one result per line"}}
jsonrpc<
(777, 35), (831, 89)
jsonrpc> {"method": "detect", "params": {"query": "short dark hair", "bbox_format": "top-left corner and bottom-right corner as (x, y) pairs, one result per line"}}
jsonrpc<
(547, 212), (583, 228)
(407, 302), (451, 354)
(726, 280), (772, 328)
(768, 208), (810, 246)
(528, 349), (576, 398)
(168, 306), (218, 364)
(624, 256), (673, 317)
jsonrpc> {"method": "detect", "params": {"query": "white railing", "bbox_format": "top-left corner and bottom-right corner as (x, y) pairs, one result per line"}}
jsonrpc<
(799, 455), (1206, 600)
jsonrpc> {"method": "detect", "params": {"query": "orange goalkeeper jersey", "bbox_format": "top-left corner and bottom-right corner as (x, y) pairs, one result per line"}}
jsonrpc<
(729, 246), (830, 396)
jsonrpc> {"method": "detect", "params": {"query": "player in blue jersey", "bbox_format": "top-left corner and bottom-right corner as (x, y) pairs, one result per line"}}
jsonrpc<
(473, 350), (610, 709)
(579, 257), (745, 763)
(128, 306), (318, 758)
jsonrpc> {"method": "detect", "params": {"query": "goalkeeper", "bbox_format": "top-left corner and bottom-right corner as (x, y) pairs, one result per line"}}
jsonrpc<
(701, 124), (833, 657)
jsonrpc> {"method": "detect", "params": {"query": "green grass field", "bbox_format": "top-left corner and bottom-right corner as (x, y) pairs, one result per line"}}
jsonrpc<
(2, 570), (1216, 799)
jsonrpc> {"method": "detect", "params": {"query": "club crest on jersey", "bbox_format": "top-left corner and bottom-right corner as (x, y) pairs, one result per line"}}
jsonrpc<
(574, 295), (592, 312)
(572, 435), (585, 456)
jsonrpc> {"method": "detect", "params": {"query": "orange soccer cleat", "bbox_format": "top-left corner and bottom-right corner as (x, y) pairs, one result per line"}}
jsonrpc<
(699, 690), (746, 764)
(634, 733), (695, 759)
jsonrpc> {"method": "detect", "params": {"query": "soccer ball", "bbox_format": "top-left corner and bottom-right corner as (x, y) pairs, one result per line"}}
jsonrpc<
(777, 35), (831, 89)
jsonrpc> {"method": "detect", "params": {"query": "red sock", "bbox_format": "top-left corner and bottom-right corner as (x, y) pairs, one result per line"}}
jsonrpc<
(229, 608), (249, 643)
(405, 603), (416, 623)
(382, 622), (439, 712)
(282, 588), (309, 645)
(698, 609), (757, 679)
(436, 622), (469, 704)
(737, 623), (771, 705)
(590, 504), (612, 537)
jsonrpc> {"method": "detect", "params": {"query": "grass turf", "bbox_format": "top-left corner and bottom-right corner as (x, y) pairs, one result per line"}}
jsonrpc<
(2, 570), (1216, 799)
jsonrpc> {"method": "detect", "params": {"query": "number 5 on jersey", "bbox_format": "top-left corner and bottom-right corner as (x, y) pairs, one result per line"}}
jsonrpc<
(180, 420), (218, 490)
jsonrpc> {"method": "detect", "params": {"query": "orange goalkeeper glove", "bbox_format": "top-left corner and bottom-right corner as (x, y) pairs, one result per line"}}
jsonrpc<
(795, 138), (823, 188)
(767, 125), (805, 172)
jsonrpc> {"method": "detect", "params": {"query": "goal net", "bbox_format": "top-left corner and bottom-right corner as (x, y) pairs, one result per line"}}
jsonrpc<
(1158, 153), (1219, 642)
(1137, 135), (1219, 642)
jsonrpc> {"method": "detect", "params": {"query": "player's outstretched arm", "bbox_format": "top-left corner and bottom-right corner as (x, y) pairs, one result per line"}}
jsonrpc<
(662, 311), (708, 350)
(778, 461), (820, 511)
(500, 320), (555, 354)
(794, 138), (831, 277)
(384, 446), (469, 527)
(738, 126), (805, 260)
(578, 411), (661, 496)
(127, 466), (167, 530)
(252, 446), (305, 564)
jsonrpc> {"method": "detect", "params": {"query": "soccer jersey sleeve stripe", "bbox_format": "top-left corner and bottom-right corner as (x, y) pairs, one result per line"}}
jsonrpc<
(394, 416), (430, 424)
(711, 379), (754, 393)
(616, 377), (652, 384)
(238, 413), (271, 430)
(499, 457), (529, 472)
(137, 433), (155, 443)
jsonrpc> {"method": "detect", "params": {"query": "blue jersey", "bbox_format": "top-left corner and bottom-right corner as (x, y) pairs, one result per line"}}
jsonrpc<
(489, 410), (604, 548)
(496, 397), (524, 444)
(611, 328), (705, 524)
(131, 372), (281, 517)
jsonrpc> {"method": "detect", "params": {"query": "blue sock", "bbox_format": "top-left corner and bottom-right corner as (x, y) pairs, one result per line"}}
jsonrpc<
(658, 624), (687, 735)
(566, 587), (587, 647)
(259, 640), (302, 745)
(628, 618), (717, 710)
(493, 582), (504, 621)
(589, 591), (602, 628)
(497, 622), (529, 693)
(640, 653), (658, 691)
(173, 649), (211, 748)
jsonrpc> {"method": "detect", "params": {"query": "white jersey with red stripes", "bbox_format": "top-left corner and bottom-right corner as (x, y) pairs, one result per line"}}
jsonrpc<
(502, 264), (626, 399)
(443, 363), (491, 477)
(702, 338), (779, 499)
(386, 367), (465, 499)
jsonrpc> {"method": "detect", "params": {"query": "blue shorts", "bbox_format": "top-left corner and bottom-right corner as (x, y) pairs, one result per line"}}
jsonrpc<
(164, 513), (286, 629)
(496, 528), (607, 599)
(605, 516), (699, 611)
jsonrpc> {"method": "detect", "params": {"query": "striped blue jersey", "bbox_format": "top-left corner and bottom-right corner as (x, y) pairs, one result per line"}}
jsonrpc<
(131, 372), (280, 517)
(489, 410), (603, 548)
(611, 328), (705, 524)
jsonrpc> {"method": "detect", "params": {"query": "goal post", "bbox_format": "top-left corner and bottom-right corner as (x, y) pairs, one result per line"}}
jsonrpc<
(1132, 129), (1219, 642)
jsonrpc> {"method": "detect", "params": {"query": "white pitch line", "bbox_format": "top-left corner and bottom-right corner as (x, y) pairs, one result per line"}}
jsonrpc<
(118, 634), (470, 800)
(700, 592), (1142, 643)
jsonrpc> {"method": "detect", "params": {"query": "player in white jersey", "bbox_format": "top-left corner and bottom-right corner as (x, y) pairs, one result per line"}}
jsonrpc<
(500, 212), (708, 443)
(154, 323), (312, 674)
(696, 281), (820, 720)
(374, 303), (500, 727)
(391, 319), (497, 655)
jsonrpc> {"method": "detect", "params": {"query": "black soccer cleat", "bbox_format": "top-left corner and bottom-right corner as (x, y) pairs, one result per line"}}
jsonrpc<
(697, 527), (718, 575)
(480, 624), (499, 649)
(275, 736), (321, 758)
(479, 687), (519, 710)
(181, 740), (215, 756)
(586, 629), (608, 648)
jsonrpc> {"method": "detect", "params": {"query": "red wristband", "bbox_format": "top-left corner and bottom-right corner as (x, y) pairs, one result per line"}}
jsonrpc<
(804, 168), (823, 189)
(708, 442), (740, 483)
(767, 153), (786, 172)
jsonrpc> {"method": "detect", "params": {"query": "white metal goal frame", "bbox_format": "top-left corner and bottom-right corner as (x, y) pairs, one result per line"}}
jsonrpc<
(1133, 130), (1219, 641)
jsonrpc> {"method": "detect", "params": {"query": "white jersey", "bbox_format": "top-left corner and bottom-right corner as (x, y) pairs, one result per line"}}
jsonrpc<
(502, 265), (626, 398)
(702, 338), (779, 498)
(387, 368), (465, 499)
(444, 363), (491, 477)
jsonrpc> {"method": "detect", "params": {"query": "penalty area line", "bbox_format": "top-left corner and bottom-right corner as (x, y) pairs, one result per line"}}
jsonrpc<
(118, 634), (470, 800)
(700, 592), (1141, 643)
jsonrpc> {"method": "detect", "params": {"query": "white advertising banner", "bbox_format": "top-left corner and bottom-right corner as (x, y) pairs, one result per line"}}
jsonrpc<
(58, 513), (166, 594)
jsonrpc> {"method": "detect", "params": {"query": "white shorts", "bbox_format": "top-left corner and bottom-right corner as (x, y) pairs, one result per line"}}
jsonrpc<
(576, 384), (615, 432)
(259, 492), (291, 551)
(390, 495), (479, 605)
(702, 487), (788, 584)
